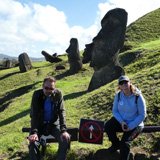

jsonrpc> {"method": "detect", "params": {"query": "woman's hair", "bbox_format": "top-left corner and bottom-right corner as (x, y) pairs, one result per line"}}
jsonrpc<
(43, 76), (56, 84)
(117, 84), (136, 94)
(130, 85), (136, 94)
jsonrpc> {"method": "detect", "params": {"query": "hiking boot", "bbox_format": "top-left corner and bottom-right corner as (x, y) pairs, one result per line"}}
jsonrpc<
(107, 144), (120, 152)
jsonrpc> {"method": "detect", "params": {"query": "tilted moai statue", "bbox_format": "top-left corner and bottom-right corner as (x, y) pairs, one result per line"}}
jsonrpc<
(83, 8), (127, 91)
(41, 50), (62, 63)
(66, 38), (82, 74)
(18, 52), (32, 72)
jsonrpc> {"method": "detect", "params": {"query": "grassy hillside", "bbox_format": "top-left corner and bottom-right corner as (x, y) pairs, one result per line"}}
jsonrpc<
(123, 8), (160, 50)
(1, 8), (160, 160)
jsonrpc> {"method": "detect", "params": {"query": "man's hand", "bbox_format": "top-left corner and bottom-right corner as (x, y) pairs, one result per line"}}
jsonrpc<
(28, 134), (38, 142)
(60, 132), (70, 143)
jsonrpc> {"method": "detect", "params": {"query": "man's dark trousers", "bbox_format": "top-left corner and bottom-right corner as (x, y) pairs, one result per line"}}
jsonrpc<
(29, 124), (69, 160)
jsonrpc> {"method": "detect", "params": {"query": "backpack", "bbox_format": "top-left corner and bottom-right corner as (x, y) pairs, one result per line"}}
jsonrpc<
(118, 92), (139, 104)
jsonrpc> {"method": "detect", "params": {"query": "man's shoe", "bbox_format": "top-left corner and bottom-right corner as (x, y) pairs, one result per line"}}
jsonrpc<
(107, 145), (120, 152)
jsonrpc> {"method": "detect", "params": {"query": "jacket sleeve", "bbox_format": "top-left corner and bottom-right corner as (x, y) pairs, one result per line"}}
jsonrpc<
(112, 92), (124, 124)
(128, 94), (146, 130)
(56, 89), (67, 133)
(30, 90), (41, 134)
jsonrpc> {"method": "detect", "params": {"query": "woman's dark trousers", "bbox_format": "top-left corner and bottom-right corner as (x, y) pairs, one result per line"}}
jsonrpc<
(105, 117), (143, 160)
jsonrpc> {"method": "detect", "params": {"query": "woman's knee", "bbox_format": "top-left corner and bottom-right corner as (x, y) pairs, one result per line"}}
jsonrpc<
(105, 117), (117, 132)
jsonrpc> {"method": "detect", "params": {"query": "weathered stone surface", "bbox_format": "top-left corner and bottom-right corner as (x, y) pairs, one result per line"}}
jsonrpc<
(66, 38), (82, 74)
(90, 8), (127, 68)
(150, 154), (160, 160)
(82, 43), (94, 64)
(88, 64), (125, 91)
(93, 149), (133, 160)
(92, 148), (160, 160)
(52, 53), (57, 57)
(83, 8), (127, 91)
(41, 50), (62, 63)
(134, 153), (149, 160)
(93, 149), (119, 160)
(18, 52), (32, 72)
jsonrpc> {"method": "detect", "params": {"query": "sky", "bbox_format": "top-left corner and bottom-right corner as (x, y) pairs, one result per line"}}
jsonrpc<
(0, 0), (160, 58)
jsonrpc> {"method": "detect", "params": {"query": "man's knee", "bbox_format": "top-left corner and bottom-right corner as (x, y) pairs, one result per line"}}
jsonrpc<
(29, 142), (35, 150)
(29, 142), (41, 160)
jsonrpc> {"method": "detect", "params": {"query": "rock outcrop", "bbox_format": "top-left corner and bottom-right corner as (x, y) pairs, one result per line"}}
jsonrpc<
(92, 149), (160, 160)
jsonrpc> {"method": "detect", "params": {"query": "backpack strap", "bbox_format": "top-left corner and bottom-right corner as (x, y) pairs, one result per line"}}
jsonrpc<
(135, 95), (139, 104)
(118, 92), (120, 102)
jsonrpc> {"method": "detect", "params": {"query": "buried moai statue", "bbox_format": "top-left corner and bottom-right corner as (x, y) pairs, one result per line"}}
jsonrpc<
(18, 52), (32, 72)
(66, 38), (82, 74)
(82, 8), (127, 91)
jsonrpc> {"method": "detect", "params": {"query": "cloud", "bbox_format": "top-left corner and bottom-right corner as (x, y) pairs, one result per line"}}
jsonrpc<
(0, 0), (159, 58)
(97, 0), (160, 25)
(0, 0), (99, 57)
(0, 0), (70, 57)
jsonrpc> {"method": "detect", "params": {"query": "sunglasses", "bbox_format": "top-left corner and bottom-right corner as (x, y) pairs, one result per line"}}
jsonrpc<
(119, 81), (128, 85)
(44, 87), (55, 91)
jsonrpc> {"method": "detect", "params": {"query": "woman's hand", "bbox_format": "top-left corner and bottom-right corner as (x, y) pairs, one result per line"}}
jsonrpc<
(121, 121), (130, 132)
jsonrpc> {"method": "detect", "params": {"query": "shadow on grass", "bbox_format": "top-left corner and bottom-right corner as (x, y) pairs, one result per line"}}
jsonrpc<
(0, 71), (20, 81)
(55, 70), (70, 80)
(55, 70), (82, 81)
(64, 90), (88, 101)
(1, 109), (30, 127)
(0, 82), (40, 112)
(8, 150), (30, 160)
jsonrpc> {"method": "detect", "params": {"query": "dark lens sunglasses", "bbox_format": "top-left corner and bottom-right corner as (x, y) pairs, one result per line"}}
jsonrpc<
(44, 87), (54, 91)
(119, 81), (128, 85)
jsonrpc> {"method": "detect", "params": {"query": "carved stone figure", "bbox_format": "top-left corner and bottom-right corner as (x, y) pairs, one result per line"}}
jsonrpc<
(53, 53), (57, 57)
(82, 43), (94, 64)
(66, 38), (82, 74)
(41, 50), (62, 63)
(18, 53), (32, 72)
(83, 8), (127, 91)
(5, 60), (12, 68)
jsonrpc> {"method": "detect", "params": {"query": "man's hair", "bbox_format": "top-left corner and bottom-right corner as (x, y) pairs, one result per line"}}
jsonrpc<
(43, 76), (56, 84)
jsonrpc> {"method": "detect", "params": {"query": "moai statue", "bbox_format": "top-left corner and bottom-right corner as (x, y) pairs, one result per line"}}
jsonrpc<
(66, 38), (82, 74)
(82, 8), (127, 91)
(6, 60), (12, 68)
(82, 43), (94, 64)
(41, 50), (62, 63)
(18, 52), (32, 72)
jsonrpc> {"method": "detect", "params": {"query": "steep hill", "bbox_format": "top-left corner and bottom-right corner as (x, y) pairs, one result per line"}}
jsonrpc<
(123, 7), (160, 50)
(1, 8), (160, 160)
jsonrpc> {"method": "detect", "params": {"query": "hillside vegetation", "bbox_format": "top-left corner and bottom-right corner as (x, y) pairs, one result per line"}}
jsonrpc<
(123, 7), (160, 50)
(1, 8), (160, 160)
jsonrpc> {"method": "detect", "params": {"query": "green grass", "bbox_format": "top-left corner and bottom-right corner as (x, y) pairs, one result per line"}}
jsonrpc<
(123, 8), (160, 50)
(1, 8), (160, 160)
(1, 47), (160, 159)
